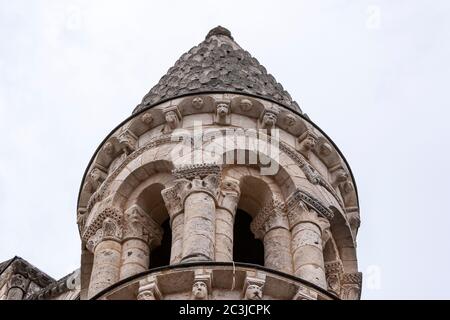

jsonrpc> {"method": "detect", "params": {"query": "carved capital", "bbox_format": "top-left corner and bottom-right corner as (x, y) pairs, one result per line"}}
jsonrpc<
(82, 206), (123, 249)
(161, 179), (190, 220)
(123, 205), (163, 248)
(325, 260), (344, 296)
(340, 272), (362, 300)
(286, 189), (334, 225)
(250, 199), (289, 239)
(218, 177), (241, 214)
(86, 216), (122, 252)
(137, 275), (161, 300)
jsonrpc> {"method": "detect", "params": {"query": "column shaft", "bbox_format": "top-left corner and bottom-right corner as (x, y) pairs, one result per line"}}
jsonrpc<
(215, 207), (234, 261)
(88, 240), (122, 298)
(263, 227), (293, 274)
(182, 192), (216, 262)
(119, 238), (149, 280)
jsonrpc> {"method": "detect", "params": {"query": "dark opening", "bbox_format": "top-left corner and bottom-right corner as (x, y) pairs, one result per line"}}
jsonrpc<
(233, 209), (264, 265)
(149, 218), (171, 269)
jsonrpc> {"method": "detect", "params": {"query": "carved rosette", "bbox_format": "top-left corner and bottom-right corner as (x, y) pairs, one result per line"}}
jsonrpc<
(123, 205), (163, 248)
(250, 199), (289, 240)
(340, 272), (362, 300)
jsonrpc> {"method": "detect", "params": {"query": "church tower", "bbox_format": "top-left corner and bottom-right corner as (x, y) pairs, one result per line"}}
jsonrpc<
(76, 26), (362, 300)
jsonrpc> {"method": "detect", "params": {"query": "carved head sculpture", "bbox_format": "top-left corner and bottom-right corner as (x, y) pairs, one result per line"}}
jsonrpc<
(165, 111), (179, 129)
(137, 290), (156, 300)
(245, 284), (263, 300)
(298, 132), (317, 151)
(192, 281), (208, 300)
(240, 98), (253, 111)
(334, 168), (349, 185)
(216, 103), (229, 118)
(192, 97), (204, 109)
(103, 141), (115, 156)
(262, 111), (277, 128)
(284, 114), (296, 127)
(141, 112), (153, 125)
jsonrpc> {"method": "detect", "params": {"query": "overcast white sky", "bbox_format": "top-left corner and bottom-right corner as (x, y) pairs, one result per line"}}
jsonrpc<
(1, 0), (449, 300)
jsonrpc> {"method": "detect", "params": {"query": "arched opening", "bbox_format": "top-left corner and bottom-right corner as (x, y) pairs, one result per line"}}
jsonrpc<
(149, 218), (171, 269)
(233, 209), (264, 266)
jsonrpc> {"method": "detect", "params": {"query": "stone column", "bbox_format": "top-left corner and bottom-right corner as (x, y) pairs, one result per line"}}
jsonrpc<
(287, 197), (330, 290)
(162, 164), (221, 263)
(87, 217), (122, 299)
(215, 177), (240, 262)
(119, 205), (163, 280)
(162, 179), (189, 264)
(181, 174), (219, 262)
(251, 199), (293, 274)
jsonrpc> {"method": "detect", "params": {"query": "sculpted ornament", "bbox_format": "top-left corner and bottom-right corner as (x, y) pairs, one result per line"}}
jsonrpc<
(140, 112), (153, 125)
(296, 130), (318, 160)
(191, 281), (208, 300)
(214, 102), (231, 125)
(118, 130), (137, 155)
(239, 98), (253, 112)
(259, 106), (279, 134)
(244, 284), (263, 300)
(192, 97), (204, 110)
(162, 106), (182, 134)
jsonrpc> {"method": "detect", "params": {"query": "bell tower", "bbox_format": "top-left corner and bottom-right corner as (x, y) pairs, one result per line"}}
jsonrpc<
(76, 26), (362, 300)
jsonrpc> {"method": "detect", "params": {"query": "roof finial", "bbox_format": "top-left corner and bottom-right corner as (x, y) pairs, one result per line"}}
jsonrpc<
(206, 26), (233, 40)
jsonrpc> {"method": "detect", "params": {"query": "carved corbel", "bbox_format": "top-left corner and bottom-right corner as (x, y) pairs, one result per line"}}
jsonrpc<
(118, 129), (138, 155)
(330, 165), (349, 189)
(243, 272), (265, 300)
(292, 285), (318, 300)
(162, 106), (182, 134)
(123, 205), (163, 248)
(346, 207), (361, 238)
(259, 105), (279, 134)
(296, 130), (318, 160)
(137, 275), (161, 300)
(83, 165), (108, 194)
(340, 180), (358, 208)
(191, 269), (212, 300)
(340, 272), (362, 300)
(214, 101), (231, 125)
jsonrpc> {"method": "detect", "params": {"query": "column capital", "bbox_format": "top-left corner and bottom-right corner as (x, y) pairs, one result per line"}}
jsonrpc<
(86, 216), (122, 252)
(325, 260), (344, 296)
(123, 205), (163, 248)
(250, 198), (289, 240)
(218, 176), (241, 214)
(286, 189), (334, 222)
(340, 272), (363, 300)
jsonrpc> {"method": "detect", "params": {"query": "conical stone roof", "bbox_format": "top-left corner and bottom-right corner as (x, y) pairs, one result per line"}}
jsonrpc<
(133, 26), (301, 114)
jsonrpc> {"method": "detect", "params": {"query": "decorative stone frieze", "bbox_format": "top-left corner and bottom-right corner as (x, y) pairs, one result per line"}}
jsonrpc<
(286, 189), (334, 221)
